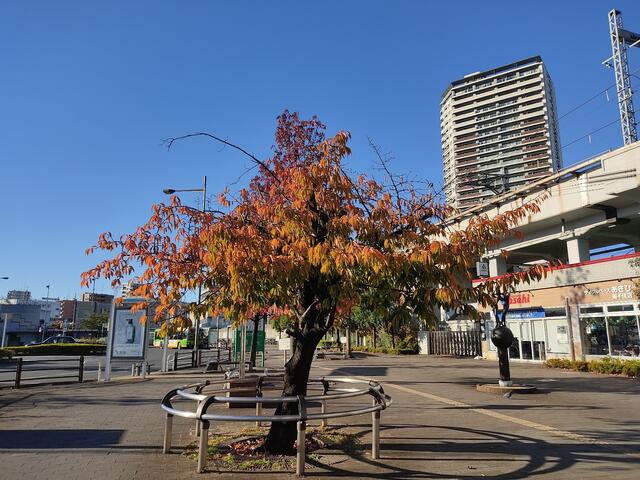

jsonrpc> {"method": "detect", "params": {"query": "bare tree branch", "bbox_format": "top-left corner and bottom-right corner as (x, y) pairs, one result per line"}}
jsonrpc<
(164, 132), (280, 184)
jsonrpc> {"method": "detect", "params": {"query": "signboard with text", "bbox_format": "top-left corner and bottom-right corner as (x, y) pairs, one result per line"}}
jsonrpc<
(110, 306), (147, 359)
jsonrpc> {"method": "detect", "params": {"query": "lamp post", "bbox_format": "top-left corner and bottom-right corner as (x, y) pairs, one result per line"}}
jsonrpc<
(163, 176), (207, 360)
(1, 276), (9, 348)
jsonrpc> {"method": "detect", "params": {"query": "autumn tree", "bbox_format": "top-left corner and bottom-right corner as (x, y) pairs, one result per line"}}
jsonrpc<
(82, 111), (547, 454)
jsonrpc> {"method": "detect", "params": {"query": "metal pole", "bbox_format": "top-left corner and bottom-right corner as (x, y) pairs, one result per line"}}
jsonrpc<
(194, 176), (207, 363)
(104, 300), (116, 382)
(296, 420), (306, 476)
(162, 335), (168, 372)
(15, 357), (22, 389)
(78, 355), (84, 383)
(163, 413), (173, 453)
(239, 323), (246, 379)
(197, 420), (209, 473)
(1, 313), (8, 348)
(372, 399), (380, 459)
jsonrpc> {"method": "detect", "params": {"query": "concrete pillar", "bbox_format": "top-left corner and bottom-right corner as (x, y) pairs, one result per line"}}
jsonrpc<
(488, 256), (507, 277)
(566, 237), (590, 264)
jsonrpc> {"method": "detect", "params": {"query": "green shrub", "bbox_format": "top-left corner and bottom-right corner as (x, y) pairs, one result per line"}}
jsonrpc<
(7, 343), (106, 356)
(545, 357), (640, 378)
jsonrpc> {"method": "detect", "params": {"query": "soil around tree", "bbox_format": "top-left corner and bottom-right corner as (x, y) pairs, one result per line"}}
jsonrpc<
(182, 425), (361, 472)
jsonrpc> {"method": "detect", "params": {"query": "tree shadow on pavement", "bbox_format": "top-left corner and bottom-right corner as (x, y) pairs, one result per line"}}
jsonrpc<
(306, 423), (640, 479)
(0, 429), (125, 449)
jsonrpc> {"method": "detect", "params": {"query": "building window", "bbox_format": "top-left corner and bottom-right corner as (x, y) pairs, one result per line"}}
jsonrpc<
(579, 305), (640, 357)
(580, 317), (609, 355)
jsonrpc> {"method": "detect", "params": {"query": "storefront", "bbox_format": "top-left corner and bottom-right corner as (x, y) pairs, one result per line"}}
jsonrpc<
(481, 278), (639, 361)
(485, 306), (571, 361)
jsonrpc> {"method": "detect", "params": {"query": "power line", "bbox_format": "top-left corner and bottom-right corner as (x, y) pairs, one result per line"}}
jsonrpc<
(558, 66), (640, 120)
(561, 117), (621, 150)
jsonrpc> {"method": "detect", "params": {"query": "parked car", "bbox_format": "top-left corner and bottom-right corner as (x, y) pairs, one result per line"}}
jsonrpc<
(29, 335), (77, 346)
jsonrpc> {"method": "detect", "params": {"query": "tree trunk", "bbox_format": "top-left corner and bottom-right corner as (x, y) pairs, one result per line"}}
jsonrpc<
(262, 332), (321, 454)
(249, 314), (260, 369)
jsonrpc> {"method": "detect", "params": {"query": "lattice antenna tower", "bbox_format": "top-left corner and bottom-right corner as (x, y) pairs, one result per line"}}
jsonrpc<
(606, 9), (640, 145)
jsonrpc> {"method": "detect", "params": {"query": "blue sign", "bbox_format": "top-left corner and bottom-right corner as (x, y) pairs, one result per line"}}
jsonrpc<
(506, 308), (545, 319)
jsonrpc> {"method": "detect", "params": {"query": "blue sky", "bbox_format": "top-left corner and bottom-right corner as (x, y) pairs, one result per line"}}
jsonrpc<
(2, 0), (640, 300)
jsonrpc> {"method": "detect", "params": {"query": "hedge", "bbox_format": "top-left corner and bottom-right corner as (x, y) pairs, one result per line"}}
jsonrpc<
(0, 348), (13, 359)
(5, 344), (106, 356)
(545, 357), (640, 378)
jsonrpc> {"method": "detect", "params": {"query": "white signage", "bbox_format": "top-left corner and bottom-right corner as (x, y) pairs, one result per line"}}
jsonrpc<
(111, 307), (147, 359)
(278, 337), (293, 351)
(476, 261), (489, 277)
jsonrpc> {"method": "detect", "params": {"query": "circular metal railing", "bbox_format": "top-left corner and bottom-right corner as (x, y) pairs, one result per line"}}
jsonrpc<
(160, 374), (392, 475)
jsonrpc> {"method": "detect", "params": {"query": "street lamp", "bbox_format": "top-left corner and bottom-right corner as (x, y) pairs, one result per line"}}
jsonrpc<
(1, 276), (9, 348)
(163, 176), (207, 359)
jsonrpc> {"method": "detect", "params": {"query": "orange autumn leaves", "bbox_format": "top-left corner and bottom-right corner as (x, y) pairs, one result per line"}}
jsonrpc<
(81, 111), (547, 329)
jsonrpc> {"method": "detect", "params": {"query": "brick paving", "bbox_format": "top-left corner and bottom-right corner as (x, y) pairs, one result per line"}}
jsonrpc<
(1, 354), (639, 479)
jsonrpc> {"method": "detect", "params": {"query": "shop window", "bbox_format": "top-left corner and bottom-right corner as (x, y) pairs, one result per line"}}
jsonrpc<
(606, 305), (634, 313)
(544, 308), (565, 318)
(580, 306), (603, 314)
(607, 316), (640, 357)
(580, 317), (609, 355)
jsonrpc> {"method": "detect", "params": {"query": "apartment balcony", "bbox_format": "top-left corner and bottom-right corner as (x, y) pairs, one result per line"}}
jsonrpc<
(522, 135), (547, 145)
(454, 91), (545, 123)
(456, 150), (479, 161)
(523, 152), (548, 161)
(454, 133), (478, 144)
(455, 142), (479, 154)
(523, 143), (548, 153)
(452, 75), (541, 105)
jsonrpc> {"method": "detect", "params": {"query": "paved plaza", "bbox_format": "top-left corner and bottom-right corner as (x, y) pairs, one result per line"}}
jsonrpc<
(1, 354), (639, 479)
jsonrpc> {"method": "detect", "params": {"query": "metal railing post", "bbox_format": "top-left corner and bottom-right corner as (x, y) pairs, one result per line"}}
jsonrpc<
(78, 355), (84, 383)
(321, 379), (329, 427)
(195, 400), (201, 437)
(372, 398), (380, 460)
(197, 420), (209, 473)
(14, 357), (22, 389)
(163, 413), (173, 453)
(296, 420), (306, 476)
(255, 393), (262, 428)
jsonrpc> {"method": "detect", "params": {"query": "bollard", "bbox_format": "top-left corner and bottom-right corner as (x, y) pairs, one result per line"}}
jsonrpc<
(195, 400), (201, 437)
(131, 364), (136, 377)
(78, 355), (84, 383)
(197, 420), (209, 473)
(255, 395), (262, 428)
(173, 352), (178, 371)
(321, 400), (327, 428)
(321, 380), (329, 427)
(296, 420), (306, 476)
(163, 413), (173, 453)
(97, 361), (102, 382)
(14, 357), (23, 389)
(371, 399), (380, 460)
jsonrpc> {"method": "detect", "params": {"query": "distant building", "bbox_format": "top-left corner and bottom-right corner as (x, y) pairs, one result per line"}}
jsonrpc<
(0, 303), (41, 345)
(81, 292), (114, 303)
(440, 56), (562, 209)
(59, 297), (113, 329)
(6, 290), (31, 302)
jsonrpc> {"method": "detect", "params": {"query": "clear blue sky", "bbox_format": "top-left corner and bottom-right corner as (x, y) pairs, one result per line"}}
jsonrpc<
(2, 0), (640, 300)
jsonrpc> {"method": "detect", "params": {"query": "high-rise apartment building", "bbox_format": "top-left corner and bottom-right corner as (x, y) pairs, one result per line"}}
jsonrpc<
(440, 56), (562, 209)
